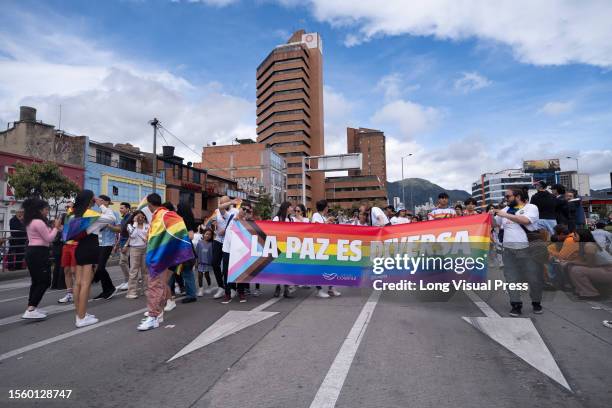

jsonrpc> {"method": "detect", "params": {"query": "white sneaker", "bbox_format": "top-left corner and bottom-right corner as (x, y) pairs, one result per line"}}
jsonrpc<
(117, 282), (129, 291)
(58, 293), (73, 304)
(137, 316), (159, 331)
(22, 309), (47, 319)
(143, 311), (150, 317)
(75, 314), (99, 327)
(231, 289), (237, 299)
(288, 285), (297, 294)
(213, 287), (225, 299)
(328, 288), (341, 297)
(316, 289), (330, 298)
(164, 299), (177, 312)
(204, 286), (217, 295)
(253, 289), (261, 297)
(197, 287), (205, 297)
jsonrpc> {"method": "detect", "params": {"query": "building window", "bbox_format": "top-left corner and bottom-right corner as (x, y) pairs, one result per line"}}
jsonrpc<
(96, 150), (112, 166)
(119, 156), (137, 172)
(180, 191), (194, 208)
(193, 171), (201, 184)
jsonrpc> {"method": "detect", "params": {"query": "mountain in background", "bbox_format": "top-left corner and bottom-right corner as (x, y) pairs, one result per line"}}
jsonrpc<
(387, 178), (471, 209)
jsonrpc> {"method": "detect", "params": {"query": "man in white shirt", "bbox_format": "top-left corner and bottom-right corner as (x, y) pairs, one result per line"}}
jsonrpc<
(220, 199), (246, 304)
(491, 188), (543, 317)
(390, 206), (410, 225)
(370, 205), (391, 227)
(311, 200), (341, 298)
(209, 196), (234, 299)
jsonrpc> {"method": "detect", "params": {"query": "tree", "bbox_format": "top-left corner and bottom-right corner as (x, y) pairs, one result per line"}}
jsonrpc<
(254, 193), (273, 220)
(7, 162), (80, 218)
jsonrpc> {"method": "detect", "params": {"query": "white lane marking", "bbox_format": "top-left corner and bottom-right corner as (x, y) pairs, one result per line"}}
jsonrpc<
(251, 296), (282, 312)
(464, 289), (499, 317)
(168, 296), (282, 362)
(587, 301), (612, 314)
(463, 290), (571, 391)
(0, 304), (75, 326)
(309, 290), (381, 408)
(0, 308), (147, 362)
(0, 281), (30, 292)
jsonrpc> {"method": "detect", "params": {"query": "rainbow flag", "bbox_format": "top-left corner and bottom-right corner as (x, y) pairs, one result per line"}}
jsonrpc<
(146, 208), (194, 277)
(62, 209), (100, 241)
(228, 214), (492, 287)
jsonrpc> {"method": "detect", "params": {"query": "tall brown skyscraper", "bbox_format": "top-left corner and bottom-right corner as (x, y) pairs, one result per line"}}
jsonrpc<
(256, 30), (324, 208)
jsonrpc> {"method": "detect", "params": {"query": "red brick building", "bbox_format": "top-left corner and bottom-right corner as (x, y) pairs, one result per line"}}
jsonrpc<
(256, 30), (324, 208)
(198, 139), (287, 210)
(325, 127), (388, 209)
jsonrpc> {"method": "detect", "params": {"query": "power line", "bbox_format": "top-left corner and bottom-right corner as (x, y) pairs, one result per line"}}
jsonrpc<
(157, 123), (219, 170)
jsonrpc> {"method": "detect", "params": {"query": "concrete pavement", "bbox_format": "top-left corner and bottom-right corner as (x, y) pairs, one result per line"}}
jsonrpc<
(0, 266), (610, 408)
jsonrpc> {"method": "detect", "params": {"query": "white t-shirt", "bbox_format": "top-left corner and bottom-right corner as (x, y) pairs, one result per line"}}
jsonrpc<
(272, 216), (292, 222)
(295, 217), (310, 223)
(497, 203), (539, 249)
(390, 216), (410, 225)
(371, 207), (389, 227)
(215, 208), (238, 244)
(221, 208), (240, 253)
(311, 212), (326, 224)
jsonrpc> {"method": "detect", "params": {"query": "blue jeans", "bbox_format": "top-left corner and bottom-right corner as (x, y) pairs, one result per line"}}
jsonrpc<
(502, 247), (543, 304)
(168, 264), (197, 299)
(537, 219), (557, 235)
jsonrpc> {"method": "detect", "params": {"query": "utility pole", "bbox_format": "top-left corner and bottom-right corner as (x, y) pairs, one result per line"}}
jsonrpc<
(150, 118), (159, 194)
(401, 153), (412, 208)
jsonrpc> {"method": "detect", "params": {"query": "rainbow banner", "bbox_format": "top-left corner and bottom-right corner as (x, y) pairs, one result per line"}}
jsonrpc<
(228, 214), (492, 287)
(62, 209), (100, 241)
(146, 208), (194, 277)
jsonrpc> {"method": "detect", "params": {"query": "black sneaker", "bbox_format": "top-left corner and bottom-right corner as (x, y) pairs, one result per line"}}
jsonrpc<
(509, 304), (522, 317)
(103, 289), (117, 300)
(532, 302), (543, 314)
(93, 292), (106, 300)
(273, 286), (281, 298)
(181, 297), (197, 304)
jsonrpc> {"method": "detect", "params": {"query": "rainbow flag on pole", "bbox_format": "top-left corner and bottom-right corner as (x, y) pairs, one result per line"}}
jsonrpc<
(146, 208), (194, 277)
(62, 209), (100, 241)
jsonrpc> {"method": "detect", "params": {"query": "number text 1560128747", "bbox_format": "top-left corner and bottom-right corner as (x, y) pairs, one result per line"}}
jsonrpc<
(8, 389), (72, 399)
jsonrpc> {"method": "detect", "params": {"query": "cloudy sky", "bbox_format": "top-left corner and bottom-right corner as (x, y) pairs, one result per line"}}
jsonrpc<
(1, 0), (611, 191)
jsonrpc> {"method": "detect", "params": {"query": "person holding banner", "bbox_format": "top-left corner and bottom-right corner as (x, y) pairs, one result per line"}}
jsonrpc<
(491, 189), (543, 317)
(221, 201), (251, 304)
(293, 204), (309, 223)
(211, 196), (237, 299)
(69, 190), (117, 327)
(428, 192), (457, 221)
(272, 202), (295, 299)
(312, 200), (341, 298)
(390, 206), (410, 225)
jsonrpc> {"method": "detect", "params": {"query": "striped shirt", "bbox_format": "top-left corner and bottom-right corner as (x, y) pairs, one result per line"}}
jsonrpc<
(427, 207), (457, 221)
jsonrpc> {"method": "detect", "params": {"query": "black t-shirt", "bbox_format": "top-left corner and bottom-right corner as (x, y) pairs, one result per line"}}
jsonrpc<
(530, 191), (557, 220)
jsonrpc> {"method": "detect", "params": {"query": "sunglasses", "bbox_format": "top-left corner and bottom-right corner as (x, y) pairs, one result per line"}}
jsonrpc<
(242, 207), (252, 213)
(295, 209), (302, 213)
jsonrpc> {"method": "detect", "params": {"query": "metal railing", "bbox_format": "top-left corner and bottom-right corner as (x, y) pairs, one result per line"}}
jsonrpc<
(0, 230), (29, 273)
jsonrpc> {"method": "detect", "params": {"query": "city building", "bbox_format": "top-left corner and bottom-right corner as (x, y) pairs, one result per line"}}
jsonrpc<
(142, 146), (242, 222)
(471, 169), (533, 205)
(85, 141), (165, 212)
(199, 139), (287, 211)
(557, 171), (591, 197)
(0, 106), (87, 229)
(324, 127), (388, 209)
(256, 30), (324, 208)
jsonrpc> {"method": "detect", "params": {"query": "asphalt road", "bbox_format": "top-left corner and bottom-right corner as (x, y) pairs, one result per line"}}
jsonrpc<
(0, 266), (610, 408)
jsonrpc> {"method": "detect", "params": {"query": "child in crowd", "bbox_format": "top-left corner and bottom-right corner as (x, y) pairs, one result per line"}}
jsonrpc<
(196, 228), (216, 297)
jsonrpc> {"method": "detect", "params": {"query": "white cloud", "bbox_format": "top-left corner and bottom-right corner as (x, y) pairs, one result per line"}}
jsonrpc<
(454, 72), (492, 93)
(371, 99), (439, 138)
(538, 101), (574, 116)
(0, 11), (254, 164)
(284, 0), (612, 68)
(183, 0), (238, 6)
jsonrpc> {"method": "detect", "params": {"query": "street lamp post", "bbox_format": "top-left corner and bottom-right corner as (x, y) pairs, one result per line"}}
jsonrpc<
(566, 156), (580, 196)
(401, 154), (412, 209)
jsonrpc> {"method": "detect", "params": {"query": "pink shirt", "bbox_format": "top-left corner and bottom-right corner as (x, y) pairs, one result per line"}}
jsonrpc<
(26, 219), (59, 247)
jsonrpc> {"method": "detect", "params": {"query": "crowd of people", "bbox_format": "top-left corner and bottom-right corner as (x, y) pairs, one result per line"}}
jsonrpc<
(14, 183), (612, 331)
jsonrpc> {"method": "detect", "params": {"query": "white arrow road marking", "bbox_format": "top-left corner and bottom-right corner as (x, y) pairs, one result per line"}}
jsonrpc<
(309, 290), (381, 408)
(0, 308), (147, 362)
(463, 290), (571, 391)
(167, 297), (282, 362)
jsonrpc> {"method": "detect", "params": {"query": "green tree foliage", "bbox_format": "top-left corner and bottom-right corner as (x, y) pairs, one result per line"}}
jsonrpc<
(7, 162), (79, 217)
(254, 193), (273, 220)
